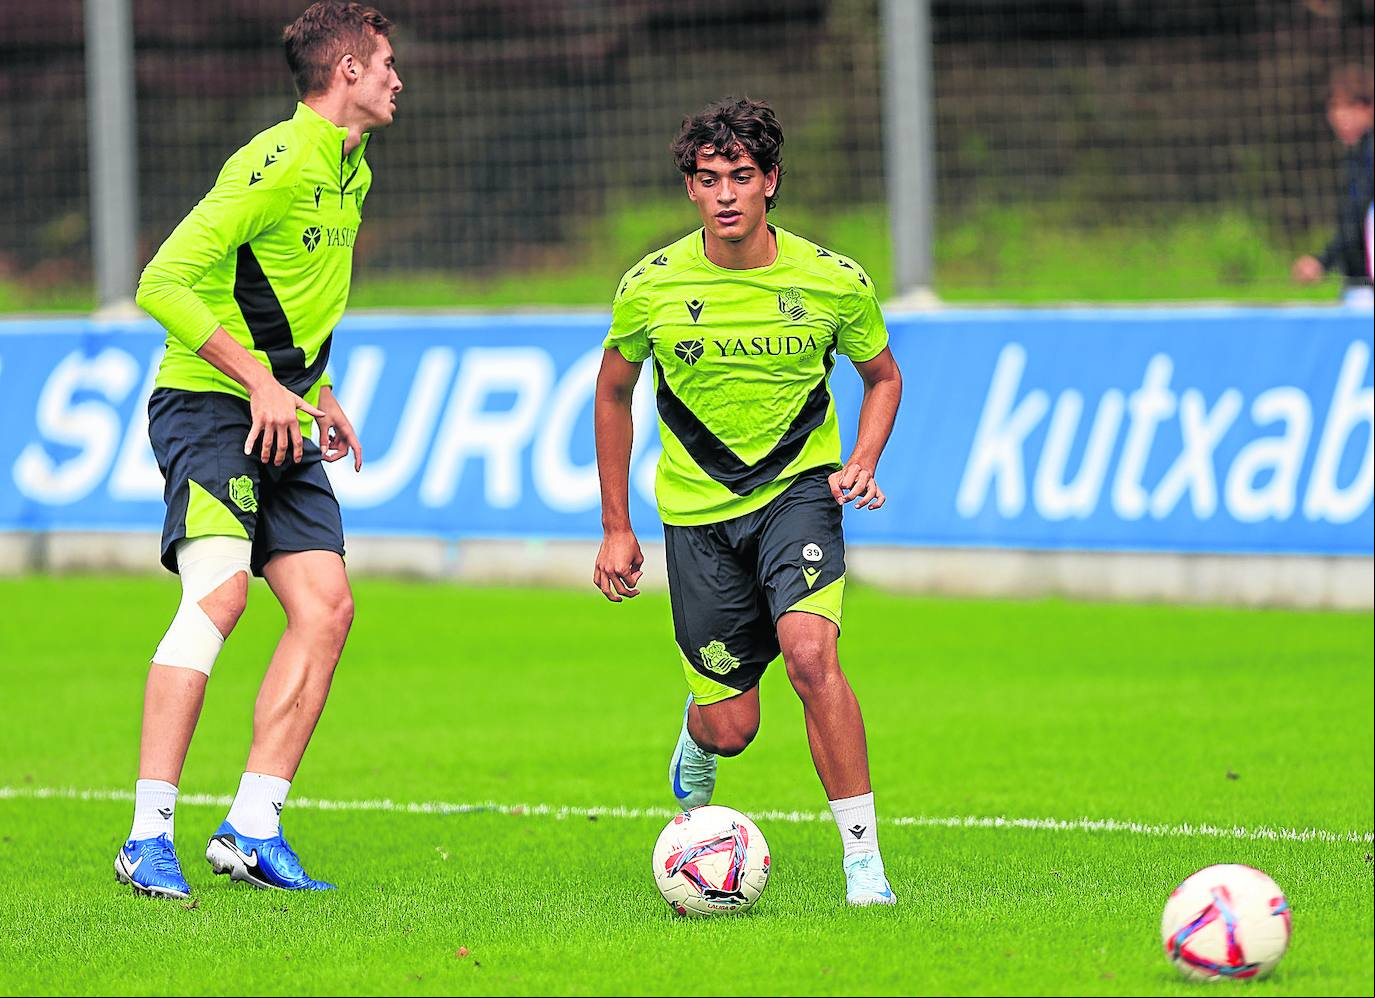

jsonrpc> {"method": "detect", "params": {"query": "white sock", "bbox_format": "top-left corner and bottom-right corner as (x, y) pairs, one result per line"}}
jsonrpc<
(129, 779), (179, 842)
(224, 772), (291, 838)
(829, 791), (880, 860)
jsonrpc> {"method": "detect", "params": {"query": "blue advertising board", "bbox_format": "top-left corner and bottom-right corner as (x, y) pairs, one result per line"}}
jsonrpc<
(0, 307), (1370, 554)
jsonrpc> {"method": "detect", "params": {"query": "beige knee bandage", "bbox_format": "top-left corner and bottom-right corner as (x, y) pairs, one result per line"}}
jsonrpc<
(151, 536), (251, 675)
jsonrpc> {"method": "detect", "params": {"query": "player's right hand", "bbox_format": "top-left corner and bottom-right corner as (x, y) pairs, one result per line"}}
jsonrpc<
(1291, 255), (1324, 284)
(245, 381), (327, 466)
(594, 528), (644, 602)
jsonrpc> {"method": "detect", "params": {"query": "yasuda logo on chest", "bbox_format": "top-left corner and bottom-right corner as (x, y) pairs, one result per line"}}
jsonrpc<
(711, 334), (818, 358)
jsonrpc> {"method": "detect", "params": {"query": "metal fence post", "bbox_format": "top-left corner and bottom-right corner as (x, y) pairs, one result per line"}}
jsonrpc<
(84, 0), (140, 313)
(881, 0), (936, 305)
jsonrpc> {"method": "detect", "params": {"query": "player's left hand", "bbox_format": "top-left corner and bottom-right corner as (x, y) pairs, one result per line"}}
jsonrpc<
(316, 388), (363, 472)
(829, 460), (886, 510)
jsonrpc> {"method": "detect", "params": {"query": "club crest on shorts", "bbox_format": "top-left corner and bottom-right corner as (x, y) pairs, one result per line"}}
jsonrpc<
(228, 475), (258, 513)
(698, 640), (741, 676)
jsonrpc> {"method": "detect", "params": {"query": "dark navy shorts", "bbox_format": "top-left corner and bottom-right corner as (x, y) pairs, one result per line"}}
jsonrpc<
(664, 469), (847, 705)
(147, 388), (345, 576)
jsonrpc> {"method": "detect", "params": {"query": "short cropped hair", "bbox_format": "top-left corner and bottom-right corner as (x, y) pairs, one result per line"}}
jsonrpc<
(283, 2), (393, 99)
(672, 98), (786, 211)
(1329, 64), (1374, 107)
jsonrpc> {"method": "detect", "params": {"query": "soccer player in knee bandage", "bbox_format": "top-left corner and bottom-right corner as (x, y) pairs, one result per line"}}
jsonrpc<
(152, 536), (252, 675)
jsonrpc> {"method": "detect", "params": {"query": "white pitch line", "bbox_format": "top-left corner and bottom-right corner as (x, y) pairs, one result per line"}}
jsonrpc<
(1, 786), (1370, 846)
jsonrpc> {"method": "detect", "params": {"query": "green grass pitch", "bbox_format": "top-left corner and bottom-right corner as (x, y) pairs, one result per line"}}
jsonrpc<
(0, 576), (1370, 996)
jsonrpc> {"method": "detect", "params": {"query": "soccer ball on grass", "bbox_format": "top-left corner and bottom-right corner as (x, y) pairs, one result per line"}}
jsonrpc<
(653, 805), (770, 917)
(1161, 863), (1291, 981)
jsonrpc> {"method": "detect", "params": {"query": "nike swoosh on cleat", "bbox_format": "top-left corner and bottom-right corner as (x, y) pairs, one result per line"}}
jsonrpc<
(234, 843), (262, 872)
(217, 836), (261, 871)
(125, 855), (144, 877)
(212, 836), (278, 889)
(671, 745), (689, 802)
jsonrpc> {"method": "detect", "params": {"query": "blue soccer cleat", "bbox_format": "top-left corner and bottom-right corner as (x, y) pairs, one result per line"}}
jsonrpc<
(115, 834), (191, 899)
(205, 821), (335, 891)
(670, 694), (717, 810)
(844, 851), (897, 906)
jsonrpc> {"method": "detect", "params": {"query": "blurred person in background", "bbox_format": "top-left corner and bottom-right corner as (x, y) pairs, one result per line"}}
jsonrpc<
(114, 2), (401, 899)
(593, 98), (903, 906)
(1292, 64), (1374, 306)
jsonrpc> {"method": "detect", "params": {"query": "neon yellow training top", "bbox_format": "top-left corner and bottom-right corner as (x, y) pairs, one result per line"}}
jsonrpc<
(604, 225), (889, 525)
(136, 102), (373, 405)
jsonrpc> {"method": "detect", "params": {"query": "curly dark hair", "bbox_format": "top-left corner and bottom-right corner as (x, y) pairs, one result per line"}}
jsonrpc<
(671, 97), (786, 211)
(284, 2), (393, 99)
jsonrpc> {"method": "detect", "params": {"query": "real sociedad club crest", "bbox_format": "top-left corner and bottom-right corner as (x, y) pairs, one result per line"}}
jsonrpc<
(778, 287), (807, 321)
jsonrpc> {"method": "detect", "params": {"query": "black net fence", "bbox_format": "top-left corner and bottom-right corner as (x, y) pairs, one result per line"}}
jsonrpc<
(2, 0), (1370, 304)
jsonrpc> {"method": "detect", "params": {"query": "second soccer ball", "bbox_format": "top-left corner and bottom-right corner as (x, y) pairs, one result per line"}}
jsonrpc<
(1161, 863), (1291, 980)
(653, 805), (771, 916)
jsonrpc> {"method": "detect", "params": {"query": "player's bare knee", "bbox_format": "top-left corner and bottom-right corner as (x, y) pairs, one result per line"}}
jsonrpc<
(290, 587), (354, 647)
(783, 643), (839, 700)
(332, 588), (355, 638)
(781, 631), (833, 669)
(705, 727), (755, 757)
(699, 715), (758, 757)
(324, 588), (354, 640)
(779, 619), (834, 662)
(726, 720), (760, 755)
